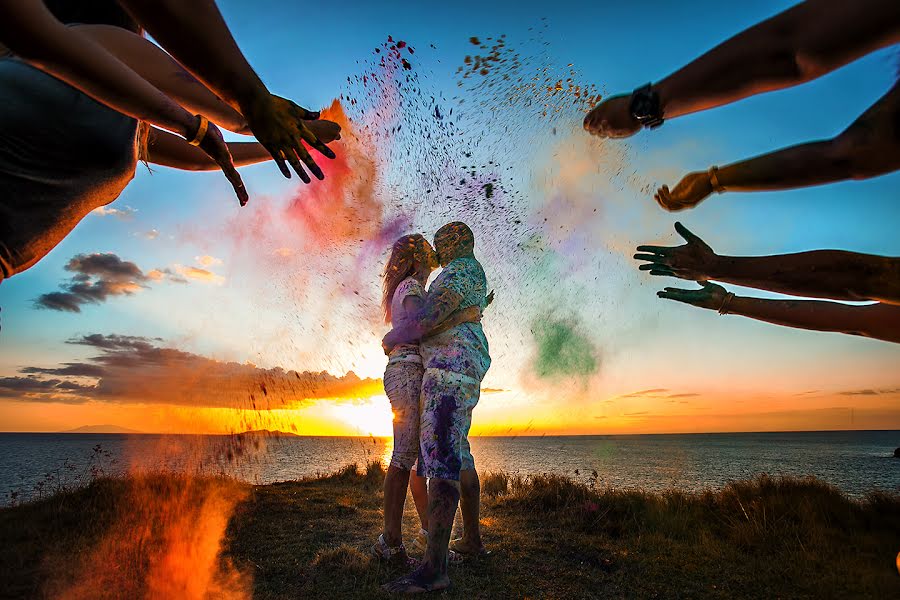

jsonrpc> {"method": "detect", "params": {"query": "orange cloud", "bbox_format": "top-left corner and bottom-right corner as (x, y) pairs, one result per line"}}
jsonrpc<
(4, 334), (380, 410)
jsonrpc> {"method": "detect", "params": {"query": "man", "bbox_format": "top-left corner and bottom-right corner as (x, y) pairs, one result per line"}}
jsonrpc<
(382, 222), (491, 594)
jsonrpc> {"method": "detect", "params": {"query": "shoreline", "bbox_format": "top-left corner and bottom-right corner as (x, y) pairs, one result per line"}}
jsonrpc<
(1, 463), (899, 598)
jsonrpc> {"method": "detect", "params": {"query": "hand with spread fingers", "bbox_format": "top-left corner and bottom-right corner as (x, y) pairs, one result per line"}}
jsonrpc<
(195, 118), (249, 206)
(657, 281), (728, 311)
(583, 95), (639, 139)
(655, 171), (714, 212)
(634, 222), (717, 281)
(243, 94), (337, 184)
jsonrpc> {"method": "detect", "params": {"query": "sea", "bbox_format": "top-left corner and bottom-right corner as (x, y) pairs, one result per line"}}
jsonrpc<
(1, 430), (898, 504)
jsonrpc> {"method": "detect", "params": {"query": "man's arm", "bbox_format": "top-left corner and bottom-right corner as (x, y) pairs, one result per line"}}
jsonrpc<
(635, 223), (900, 305)
(658, 282), (900, 344)
(655, 81), (900, 210)
(383, 287), (465, 350)
(118, 0), (336, 183)
(584, 0), (900, 137)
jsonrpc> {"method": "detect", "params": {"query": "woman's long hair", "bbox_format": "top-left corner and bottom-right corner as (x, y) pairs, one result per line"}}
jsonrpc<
(382, 234), (430, 324)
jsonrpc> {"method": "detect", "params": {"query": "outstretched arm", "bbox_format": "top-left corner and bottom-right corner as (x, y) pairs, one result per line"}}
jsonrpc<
(635, 223), (900, 305)
(118, 0), (336, 183)
(584, 0), (900, 137)
(148, 121), (341, 170)
(0, 0), (247, 204)
(73, 24), (250, 133)
(658, 282), (900, 344)
(655, 81), (900, 210)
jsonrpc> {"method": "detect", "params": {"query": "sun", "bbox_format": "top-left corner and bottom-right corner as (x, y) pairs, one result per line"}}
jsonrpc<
(329, 396), (394, 437)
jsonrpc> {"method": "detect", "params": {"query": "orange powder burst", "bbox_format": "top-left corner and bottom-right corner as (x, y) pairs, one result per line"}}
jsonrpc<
(47, 474), (251, 600)
(284, 99), (382, 247)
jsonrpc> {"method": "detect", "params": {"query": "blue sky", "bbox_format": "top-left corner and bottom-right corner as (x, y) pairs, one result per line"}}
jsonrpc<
(0, 0), (898, 433)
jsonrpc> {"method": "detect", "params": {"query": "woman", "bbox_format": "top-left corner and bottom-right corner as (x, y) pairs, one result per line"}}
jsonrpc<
(372, 234), (483, 563)
(0, 0), (339, 283)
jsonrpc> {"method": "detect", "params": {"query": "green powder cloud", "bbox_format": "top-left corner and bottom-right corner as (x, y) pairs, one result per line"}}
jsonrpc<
(530, 315), (599, 380)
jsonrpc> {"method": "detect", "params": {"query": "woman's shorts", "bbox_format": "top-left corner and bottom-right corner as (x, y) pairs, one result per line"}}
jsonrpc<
(383, 360), (425, 470)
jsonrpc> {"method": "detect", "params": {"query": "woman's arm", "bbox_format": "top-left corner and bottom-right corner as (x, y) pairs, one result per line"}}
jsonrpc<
(118, 0), (336, 183)
(654, 82), (900, 210)
(635, 223), (900, 304)
(0, 1), (196, 137)
(73, 24), (249, 133)
(148, 122), (340, 170)
(147, 128), (271, 170)
(0, 1), (248, 204)
(657, 282), (900, 344)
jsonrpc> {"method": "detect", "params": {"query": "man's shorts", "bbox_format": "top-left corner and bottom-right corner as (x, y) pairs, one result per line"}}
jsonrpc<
(417, 368), (481, 481)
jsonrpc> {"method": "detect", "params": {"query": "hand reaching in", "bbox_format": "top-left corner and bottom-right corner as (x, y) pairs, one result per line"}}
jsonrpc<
(634, 222), (718, 281)
(196, 119), (248, 206)
(243, 94), (336, 183)
(657, 281), (728, 311)
(583, 95), (639, 139)
(654, 171), (713, 212)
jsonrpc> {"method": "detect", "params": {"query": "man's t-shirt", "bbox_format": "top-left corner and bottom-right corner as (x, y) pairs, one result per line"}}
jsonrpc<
(420, 256), (491, 380)
(388, 276), (425, 365)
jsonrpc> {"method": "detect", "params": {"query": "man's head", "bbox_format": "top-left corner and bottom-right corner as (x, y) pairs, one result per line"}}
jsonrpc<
(433, 222), (475, 267)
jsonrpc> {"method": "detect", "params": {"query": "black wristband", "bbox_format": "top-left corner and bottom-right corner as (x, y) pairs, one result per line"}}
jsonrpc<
(630, 83), (664, 129)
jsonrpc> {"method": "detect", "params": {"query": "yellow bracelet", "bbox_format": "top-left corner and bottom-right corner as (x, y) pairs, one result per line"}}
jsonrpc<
(187, 115), (209, 147)
(708, 165), (725, 193)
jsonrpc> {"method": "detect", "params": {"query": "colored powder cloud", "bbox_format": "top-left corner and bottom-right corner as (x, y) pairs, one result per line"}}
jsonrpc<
(530, 315), (599, 380)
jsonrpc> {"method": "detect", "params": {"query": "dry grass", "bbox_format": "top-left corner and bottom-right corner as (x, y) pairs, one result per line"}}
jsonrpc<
(1, 467), (898, 599)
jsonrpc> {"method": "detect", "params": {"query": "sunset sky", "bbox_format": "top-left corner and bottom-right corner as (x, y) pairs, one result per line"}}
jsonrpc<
(1, 0), (898, 436)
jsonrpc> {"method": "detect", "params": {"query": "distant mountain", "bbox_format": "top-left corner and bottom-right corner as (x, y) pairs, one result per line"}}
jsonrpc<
(62, 424), (143, 434)
(237, 429), (299, 437)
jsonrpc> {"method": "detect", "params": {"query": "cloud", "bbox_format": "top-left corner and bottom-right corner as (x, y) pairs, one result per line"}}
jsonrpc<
(33, 253), (215, 312)
(34, 253), (149, 312)
(838, 388), (899, 396)
(141, 229), (160, 240)
(5, 334), (379, 409)
(173, 264), (225, 285)
(195, 255), (223, 267)
(273, 247), (295, 258)
(620, 388), (669, 398)
(92, 205), (137, 220)
(617, 389), (701, 400)
(0, 376), (95, 403)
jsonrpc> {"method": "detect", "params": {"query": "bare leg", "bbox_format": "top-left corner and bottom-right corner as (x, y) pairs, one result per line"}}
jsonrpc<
(383, 477), (458, 593)
(409, 470), (429, 531)
(454, 468), (485, 552)
(382, 465), (411, 547)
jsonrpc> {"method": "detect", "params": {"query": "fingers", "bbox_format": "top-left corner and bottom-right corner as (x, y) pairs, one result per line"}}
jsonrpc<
(284, 145), (312, 184)
(674, 221), (700, 244)
(221, 161), (249, 206)
(633, 253), (668, 262)
(635, 245), (671, 256)
(291, 143), (321, 182)
(264, 144), (291, 179)
(299, 126), (337, 160)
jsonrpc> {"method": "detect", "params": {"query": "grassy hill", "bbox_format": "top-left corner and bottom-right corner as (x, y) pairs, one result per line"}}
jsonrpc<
(1, 463), (898, 599)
